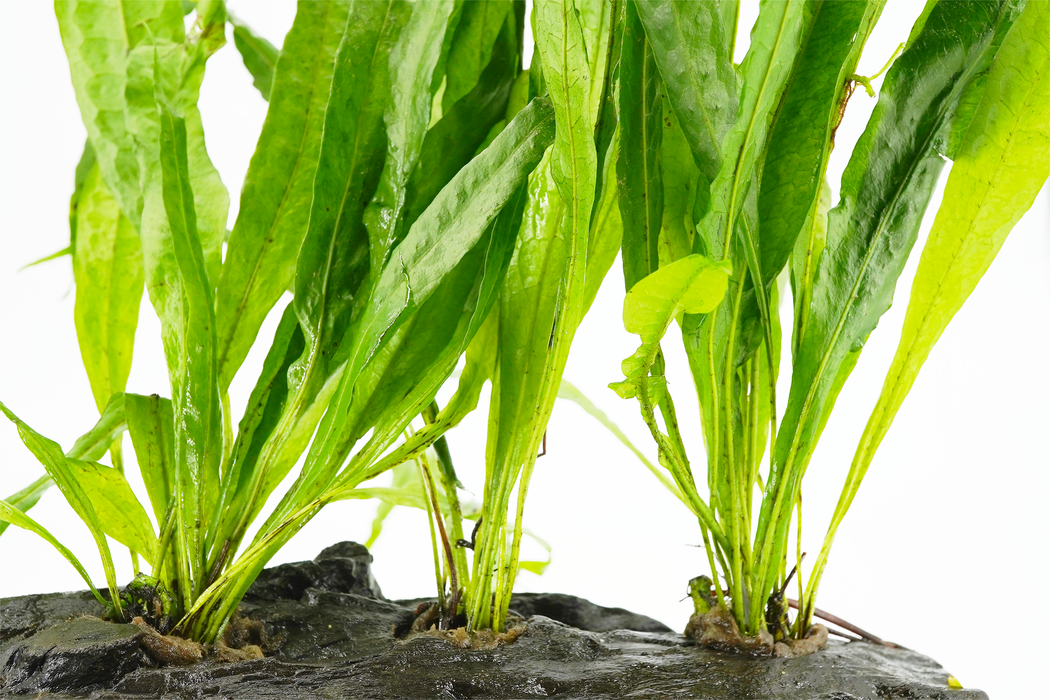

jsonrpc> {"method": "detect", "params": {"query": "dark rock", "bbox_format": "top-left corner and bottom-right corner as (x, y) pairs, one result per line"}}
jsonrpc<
(0, 617), (149, 694)
(0, 590), (103, 647)
(0, 542), (987, 699)
(508, 592), (674, 633)
(243, 540), (382, 603)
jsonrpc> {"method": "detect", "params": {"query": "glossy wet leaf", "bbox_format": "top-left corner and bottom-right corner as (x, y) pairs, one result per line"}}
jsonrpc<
(266, 96), (555, 526)
(125, 393), (176, 526)
(633, 0), (737, 190)
(806, 0), (1049, 612)
(758, 0), (1028, 615)
(403, 18), (519, 230)
(758, 1), (886, 287)
(365, 0), (457, 275)
(443, 0), (513, 110)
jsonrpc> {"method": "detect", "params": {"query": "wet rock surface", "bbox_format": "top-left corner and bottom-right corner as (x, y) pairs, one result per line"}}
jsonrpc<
(1, 542), (985, 699)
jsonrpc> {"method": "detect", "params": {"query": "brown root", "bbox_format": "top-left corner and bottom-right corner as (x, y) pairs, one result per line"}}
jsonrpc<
(394, 601), (527, 649)
(684, 607), (828, 658)
(131, 615), (269, 666)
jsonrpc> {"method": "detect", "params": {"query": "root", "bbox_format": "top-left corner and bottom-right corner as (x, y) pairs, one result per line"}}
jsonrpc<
(130, 616), (268, 666)
(394, 601), (527, 649)
(684, 607), (828, 658)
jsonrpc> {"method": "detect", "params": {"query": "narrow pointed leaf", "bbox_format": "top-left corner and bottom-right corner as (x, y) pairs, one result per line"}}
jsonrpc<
(0, 500), (106, 606)
(633, 0), (737, 188)
(215, 0), (350, 390)
(365, 0), (457, 275)
(229, 13), (279, 100)
(0, 402), (122, 612)
(812, 0), (1049, 597)
(443, 0), (513, 110)
(758, 0), (886, 285)
(73, 165), (144, 414)
(760, 0), (1028, 605)
(67, 459), (158, 564)
(618, 0), (663, 292)
(125, 393), (176, 525)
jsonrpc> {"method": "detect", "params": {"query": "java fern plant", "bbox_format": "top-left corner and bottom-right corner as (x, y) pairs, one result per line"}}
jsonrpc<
(610, 0), (1048, 643)
(0, 0), (572, 643)
(1, 0), (1046, 648)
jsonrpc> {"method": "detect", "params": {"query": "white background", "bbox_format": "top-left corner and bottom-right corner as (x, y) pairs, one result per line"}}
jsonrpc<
(1, 2), (1047, 698)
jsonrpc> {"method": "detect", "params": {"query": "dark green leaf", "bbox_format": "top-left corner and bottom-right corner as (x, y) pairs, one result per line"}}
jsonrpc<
(633, 0), (737, 189)
(364, 0), (457, 275)
(618, 0), (663, 291)
(443, 0), (513, 110)
(758, 0), (886, 287)
(758, 0), (1028, 608)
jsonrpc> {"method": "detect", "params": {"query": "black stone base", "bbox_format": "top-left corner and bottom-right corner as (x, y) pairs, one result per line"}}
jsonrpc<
(0, 542), (984, 699)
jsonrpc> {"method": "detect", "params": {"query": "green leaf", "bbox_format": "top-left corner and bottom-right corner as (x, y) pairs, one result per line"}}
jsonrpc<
(69, 392), (129, 463)
(757, 0), (1028, 618)
(68, 139), (97, 252)
(697, 0), (807, 263)
(125, 393), (176, 526)
(187, 103), (555, 641)
(442, 0), (514, 110)
(292, 0), (411, 396)
(611, 255), (731, 400)
(0, 500), (106, 606)
(633, 0), (737, 190)
(67, 459), (158, 564)
(55, 0), (185, 227)
(617, 0), (663, 292)
(658, 103), (699, 266)
(215, 0), (350, 391)
(0, 393), (130, 539)
(0, 478), (52, 539)
(73, 164), (144, 414)
(404, 11), (520, 232)
(266, 96), (556, 526)
(364, 461), (420, 548)
(0, 402), (123, 614)
(155, 99), (224, 605)
(757, 0), (886, 287)
(340, 183), (526, 482)
(808, 0), (1049, 605)
(558, 379), (684, 503)
(229, 13), (279, 100)
(364, 0), (457, 276)
(126, 32), (225, 603)
(209, 305), (303, 555)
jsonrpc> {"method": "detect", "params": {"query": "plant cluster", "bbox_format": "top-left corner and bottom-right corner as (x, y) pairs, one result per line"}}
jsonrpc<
(1, 0), (1046, 651)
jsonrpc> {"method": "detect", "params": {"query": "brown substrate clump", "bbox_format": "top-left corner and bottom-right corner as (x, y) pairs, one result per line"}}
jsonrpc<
(395, 600), (528, 649)
(685, 606), (829, 658)
(130, 615), (270, 666)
